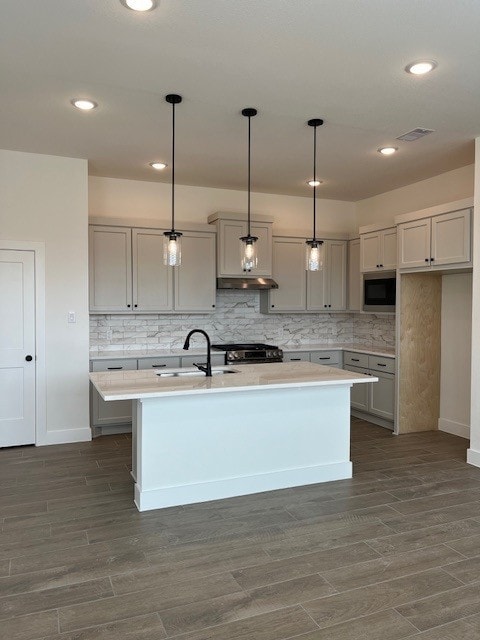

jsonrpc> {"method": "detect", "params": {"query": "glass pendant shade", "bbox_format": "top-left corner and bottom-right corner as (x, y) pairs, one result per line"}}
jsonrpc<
(240, 236), (258, 272)
(306, 239), (324, 271)
(163, 231), (182, 267)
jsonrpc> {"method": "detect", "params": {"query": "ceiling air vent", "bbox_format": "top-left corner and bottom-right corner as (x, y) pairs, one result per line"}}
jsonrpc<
(396, 128), (435, 142)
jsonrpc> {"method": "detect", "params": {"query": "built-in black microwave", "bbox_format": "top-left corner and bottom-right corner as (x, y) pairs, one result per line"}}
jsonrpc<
(363, 273), (396, 312)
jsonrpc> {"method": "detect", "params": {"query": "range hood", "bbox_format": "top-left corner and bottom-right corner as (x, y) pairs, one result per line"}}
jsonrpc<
(217, 277), (278, 290)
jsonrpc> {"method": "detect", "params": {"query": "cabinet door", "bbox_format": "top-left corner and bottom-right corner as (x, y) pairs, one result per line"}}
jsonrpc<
(306, 267), (327, 311)
(369, 371), (395, 421)
(269, 238), (306, 311)
(431, 209), (471, 266)
(348, 239), (361, 311)
(174, 232), (216, 312)
(344, 365), (370, 411)
(327, 240), (347, 310)
(217, 220), (246, 276)
(360, 232), (381, 272)
(398, 219), (431, 269)
(132, 229), (173, 312)
(89, 226), (132, 312)
(381, 228), (397, 270)
(250, 223), (273, 277)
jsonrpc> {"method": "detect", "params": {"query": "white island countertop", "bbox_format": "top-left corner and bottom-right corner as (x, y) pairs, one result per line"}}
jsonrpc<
(90, 361), (377, 401)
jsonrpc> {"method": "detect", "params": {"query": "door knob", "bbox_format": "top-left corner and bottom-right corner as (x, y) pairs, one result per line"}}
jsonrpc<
(25, 355), (33, 362)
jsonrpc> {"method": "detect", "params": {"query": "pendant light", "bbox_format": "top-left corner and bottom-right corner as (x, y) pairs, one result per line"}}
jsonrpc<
(306, 118), (324, 271)
(164, 94), (183, 267)
(240, 107), (258, 272)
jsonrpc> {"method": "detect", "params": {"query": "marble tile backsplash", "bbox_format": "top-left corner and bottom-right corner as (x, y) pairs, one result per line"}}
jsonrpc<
(89, 291), (395, 352)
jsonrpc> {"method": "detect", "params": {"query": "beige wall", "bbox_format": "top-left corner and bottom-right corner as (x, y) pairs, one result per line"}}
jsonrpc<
(89, 176), (357, 235)
(0, 150), (90, 443)
(440, 273), (472, 438)
(356, 164), (474, 228)
(468, 140), (480, 465)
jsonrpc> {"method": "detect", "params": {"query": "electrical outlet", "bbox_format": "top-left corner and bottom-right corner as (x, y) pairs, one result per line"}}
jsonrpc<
(67, 311), (76, 323)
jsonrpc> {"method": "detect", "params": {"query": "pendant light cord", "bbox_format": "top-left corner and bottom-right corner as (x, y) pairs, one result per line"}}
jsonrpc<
(171, 100), (175, 233)
(247, 113), (251, 237)
(313, 123), (316, 240)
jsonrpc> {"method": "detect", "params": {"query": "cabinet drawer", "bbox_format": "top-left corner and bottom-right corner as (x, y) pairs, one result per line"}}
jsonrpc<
(310, 350), (342, 365)
(368, 355), (395, 374)
(91, 359), (137, 372)
(344, 351), (369, 368)
(137, 357), (181, 370)
(283, 352), (311, 362)
(181, 354), (225, 367)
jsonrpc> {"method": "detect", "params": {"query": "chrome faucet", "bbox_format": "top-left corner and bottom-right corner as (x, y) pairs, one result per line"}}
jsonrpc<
(183, 329), (212, 377)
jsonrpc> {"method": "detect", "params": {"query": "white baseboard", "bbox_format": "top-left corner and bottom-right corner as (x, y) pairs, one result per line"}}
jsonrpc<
(467, 448), (480, 468)
(438, 418), (470, 440)
(134, 461), (353, 512)
(38, 427), (92, 446)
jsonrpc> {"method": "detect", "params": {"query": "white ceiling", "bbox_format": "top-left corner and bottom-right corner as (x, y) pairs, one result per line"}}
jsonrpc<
(0, 0), (478, 200)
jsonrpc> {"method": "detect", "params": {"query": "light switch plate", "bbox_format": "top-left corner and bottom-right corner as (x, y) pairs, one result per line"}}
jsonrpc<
(68, 311), (76, 323)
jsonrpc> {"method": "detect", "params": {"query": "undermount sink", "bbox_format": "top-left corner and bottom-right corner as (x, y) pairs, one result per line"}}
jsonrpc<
(156, 367), (238, 378)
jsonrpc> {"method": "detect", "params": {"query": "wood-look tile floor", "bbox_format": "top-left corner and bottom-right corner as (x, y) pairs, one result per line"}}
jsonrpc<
(1, 418), (479, 639)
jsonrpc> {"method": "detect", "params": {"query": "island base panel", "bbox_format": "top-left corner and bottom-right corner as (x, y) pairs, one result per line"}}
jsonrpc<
(133, 384), (352, 511)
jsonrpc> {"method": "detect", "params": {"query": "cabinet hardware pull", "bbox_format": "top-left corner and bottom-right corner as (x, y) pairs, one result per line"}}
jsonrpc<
(431, 257), (435, 261)
(351, 358), (360, 362)
(127, 304), (131, 308)
(25, 355), (33, 362)
(212, 304), (215, 308)
(376, 363), (387, 367)
(425, 258), (429, 262)
(134, 304), (138, 308)
(376, 264), (379, 268)
(152, 364), (166, 368)
(107, 367), (123, 370)
(380, 264), (383, 267)
(318, 357), (330, 360)
(271, 304), (275, 308)
(290, 358), (301, 361)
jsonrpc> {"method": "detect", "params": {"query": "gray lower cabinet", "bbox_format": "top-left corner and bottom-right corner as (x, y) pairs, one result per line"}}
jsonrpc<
(90, 359), (137, 429)
(283, 350), (343, 367)
(344, 352), (395, 426)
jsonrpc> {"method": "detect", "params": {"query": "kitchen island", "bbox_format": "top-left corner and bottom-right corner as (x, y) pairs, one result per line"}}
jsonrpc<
(90, 362), (376, 511)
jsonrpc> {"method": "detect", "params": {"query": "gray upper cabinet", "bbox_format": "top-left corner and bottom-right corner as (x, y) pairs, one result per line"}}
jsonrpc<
(360, 227), (397, 272)
(89, 226), (132, 312)
(216, 219), (273, 277)
(262, 237), (347, 313)
(397, 208), (471, 270)
(89, 224), (216, 314)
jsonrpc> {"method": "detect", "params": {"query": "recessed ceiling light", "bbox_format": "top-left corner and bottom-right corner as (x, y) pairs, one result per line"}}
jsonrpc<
(307, 180), (323, 187)
(378, 146), (398, 156)
(71, 99), (98, 111)
(150, 162), (167, 170)
(120, 0), (158, 11)
(405, 60), (437, 75)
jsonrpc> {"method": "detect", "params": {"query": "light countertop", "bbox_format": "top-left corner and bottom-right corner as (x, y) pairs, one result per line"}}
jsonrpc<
(90, 361), (377, 401)
(89, 343), (395, 361)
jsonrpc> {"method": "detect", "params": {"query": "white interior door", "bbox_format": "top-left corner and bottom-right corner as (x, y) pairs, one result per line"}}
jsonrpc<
(0, 250), (35, 446)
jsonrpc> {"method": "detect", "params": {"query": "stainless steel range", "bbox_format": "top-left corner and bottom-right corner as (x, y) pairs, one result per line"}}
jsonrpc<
(211, 343), (283, 365)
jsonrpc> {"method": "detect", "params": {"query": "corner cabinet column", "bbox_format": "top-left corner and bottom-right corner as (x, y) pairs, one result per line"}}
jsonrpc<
(89, 226), (133, 312)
